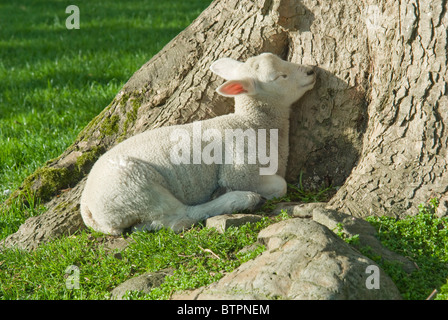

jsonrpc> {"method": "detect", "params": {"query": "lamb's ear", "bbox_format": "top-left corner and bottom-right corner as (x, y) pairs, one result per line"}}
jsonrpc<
(216, 79), (257, 97)
(210, 58), (244, 80)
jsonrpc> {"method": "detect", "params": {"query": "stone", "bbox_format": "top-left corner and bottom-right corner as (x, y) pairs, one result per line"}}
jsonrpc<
(311, 207), (417, 274)
(271, 201), (327, 217)
(111, 269), (173, 300)
(173, 218), (403, 300)
(205, 214), (262, 233)
(103, 237), (134, 252)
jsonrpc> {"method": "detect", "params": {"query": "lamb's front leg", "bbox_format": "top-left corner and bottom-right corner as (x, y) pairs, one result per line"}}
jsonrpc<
(256, 174), (287, 200)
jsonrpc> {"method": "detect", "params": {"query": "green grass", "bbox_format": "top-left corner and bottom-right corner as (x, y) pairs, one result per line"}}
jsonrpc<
(0, 0), (212, 239)
(366, 199), (448, 300)
(0, 0), (211, 199)
(1, 0), (447, 301)
(0, 215), (284, 300)
(0, 1), (334, 300)
(0, 184), (331, 300)
(0, 191), (46, 240)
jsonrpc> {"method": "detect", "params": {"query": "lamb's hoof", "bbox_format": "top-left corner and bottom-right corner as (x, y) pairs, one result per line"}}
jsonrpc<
(252, 197), (267, 211)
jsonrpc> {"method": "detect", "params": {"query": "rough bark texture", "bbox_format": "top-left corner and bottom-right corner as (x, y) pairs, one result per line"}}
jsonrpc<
(328, 0), (448, 218)
(2, 0), (447, 251)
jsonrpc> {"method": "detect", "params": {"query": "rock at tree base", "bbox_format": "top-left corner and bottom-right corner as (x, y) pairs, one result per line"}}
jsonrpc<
(172, 218), (402, 300)
(111, 269), (173, 300)
(205, 214), (263, 233)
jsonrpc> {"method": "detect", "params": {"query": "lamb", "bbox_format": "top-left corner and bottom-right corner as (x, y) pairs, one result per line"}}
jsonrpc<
(80, 53), (316, 235)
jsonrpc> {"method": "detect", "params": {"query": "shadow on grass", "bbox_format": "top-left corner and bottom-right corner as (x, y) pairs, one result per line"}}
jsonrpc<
(0, 0), (211, 91)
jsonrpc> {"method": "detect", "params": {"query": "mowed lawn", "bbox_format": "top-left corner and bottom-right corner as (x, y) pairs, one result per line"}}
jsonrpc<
(0, 0), (212, 200)
(0, 0), (447, 301)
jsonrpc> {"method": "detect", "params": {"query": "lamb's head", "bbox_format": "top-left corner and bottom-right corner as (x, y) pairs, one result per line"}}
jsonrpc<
(210, 52), (316, 106)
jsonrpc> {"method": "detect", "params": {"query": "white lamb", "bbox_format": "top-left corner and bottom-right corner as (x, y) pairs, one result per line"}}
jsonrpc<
(80, 53), (316, 235)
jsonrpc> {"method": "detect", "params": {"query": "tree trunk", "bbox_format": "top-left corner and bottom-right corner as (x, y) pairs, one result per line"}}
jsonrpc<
(327, 0), (448, 218)
(2, 0), (447, 250)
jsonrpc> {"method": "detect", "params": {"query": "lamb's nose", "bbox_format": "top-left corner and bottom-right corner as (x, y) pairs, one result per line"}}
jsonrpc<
(306, 69), (315, 76)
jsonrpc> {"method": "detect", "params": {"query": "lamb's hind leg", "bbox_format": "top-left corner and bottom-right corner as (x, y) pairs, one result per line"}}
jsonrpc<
(134, 188), (265, 232)
(256, 175), (287, 200)
(135, 191), (264, 233)
(183, 191), (264, 225)
(138, 191), (265, 232)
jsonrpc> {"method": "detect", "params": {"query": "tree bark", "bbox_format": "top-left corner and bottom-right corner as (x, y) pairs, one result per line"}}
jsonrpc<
(328, 0), (448, 218)
(2, 0), (447, 250)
